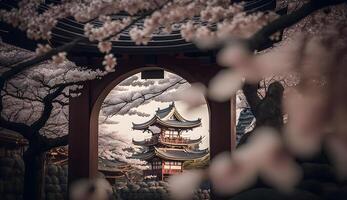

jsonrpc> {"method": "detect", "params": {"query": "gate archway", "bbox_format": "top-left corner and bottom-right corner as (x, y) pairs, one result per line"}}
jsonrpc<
(68, 55), (235, 183)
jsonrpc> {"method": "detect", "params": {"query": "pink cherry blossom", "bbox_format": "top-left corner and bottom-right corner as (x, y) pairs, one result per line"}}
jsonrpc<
(103, 53), (117, 72)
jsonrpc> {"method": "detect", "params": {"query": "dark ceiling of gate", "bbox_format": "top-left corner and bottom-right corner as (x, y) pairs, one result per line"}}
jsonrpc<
(0, 0), (276, 54)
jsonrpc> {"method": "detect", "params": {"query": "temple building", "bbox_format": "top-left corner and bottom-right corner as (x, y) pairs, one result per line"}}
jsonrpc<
(132, 102), (209, 180)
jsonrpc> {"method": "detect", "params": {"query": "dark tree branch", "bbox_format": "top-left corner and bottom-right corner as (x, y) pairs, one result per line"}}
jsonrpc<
(41, 134), (68, 152)
(242, 83), (260, 117)
(30, 86), (66, 131)
(0, 116), (33, 139)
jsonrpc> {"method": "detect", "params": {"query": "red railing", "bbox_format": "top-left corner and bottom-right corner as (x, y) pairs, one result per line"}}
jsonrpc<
(162, 169), (182, 175)
(160, 137), (192, 144)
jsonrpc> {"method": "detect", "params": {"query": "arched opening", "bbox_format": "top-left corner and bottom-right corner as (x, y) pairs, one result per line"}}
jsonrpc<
(96, 70), (210, 185)
(69, 57), (233, 185)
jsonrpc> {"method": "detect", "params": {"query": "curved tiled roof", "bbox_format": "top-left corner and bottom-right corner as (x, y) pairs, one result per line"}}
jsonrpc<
(236, 108), (255, 143)
(132, 150), (156, 160)
(132, 102), (201, 130)
(132, 147), (209, 161)
(155, 147), (209, 161)
(132, 138), (159, 146)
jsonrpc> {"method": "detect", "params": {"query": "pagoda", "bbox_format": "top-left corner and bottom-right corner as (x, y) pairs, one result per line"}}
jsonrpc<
(132, 102), (208, 180)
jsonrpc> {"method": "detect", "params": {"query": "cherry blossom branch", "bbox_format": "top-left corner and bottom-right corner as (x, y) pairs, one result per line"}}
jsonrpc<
(0, 116), (33, 139)
(247, 0), (347, 51)
(2, 0), (173, 79)
(0, 0), (173, 118)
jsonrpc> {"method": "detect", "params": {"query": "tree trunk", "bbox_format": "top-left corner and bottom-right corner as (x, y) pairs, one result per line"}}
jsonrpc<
(23, 149), (46, 200)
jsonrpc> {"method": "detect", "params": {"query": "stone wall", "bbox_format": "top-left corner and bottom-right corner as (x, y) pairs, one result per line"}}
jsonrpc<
(44, 164), (68, 200)
(0, 149), (68, 200)
(0, 150), (24, 200)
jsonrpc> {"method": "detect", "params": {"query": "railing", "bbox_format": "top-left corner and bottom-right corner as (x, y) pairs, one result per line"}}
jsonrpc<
(162, 169), (182, 175)
(160, 137), (193, 144)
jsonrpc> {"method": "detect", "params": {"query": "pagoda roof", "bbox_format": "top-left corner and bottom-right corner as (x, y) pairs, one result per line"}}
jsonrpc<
(155, 147), (209, 161)
(132, 138), (158, 147)
(132, 102), (201, 130)
(98, 158), (134, 173)
(132, 150), (156, 161)
(132, 147), (209, 161)
(236, 108), (255, 143)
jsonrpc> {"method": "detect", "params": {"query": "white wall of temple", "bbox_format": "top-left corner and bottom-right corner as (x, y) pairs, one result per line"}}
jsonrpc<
(163, 130), (180, 138)
(163, 161), (182, 170)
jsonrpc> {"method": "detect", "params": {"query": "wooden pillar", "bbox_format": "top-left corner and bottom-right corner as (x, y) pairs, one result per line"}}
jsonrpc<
(208, 99), (232, 158)
(208, 99), (233, 200)
(68, 82), (98, 184)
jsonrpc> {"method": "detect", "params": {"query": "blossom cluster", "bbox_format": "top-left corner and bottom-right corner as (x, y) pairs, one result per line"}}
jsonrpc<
(1, 0), (278, 73)
(84, 17), (131, 42)
(0, 0), (156, 41)
(102, 53), (117, 72)
(35, 44), (51, 55)
(0, 42), (109, 138)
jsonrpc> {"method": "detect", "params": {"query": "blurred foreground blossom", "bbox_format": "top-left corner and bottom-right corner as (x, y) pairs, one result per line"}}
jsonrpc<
(209, 152), (257, 195)
(216, 43), (260, 83)
(252, 37), (304, 76)
(326, 138), (347, 179)
(209, 128), (301, 195)
(208, 70), (243, 102)
(70, 178), (113, 200)
(170, 128), (302, 199)
(238, 127), (302, 193)
(174, 82), (207, 109)
(168, 170), (205, 200)
(284, 89), (326, 157)
(217, 43), (251, 68)
(174, 20), (347, 199)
